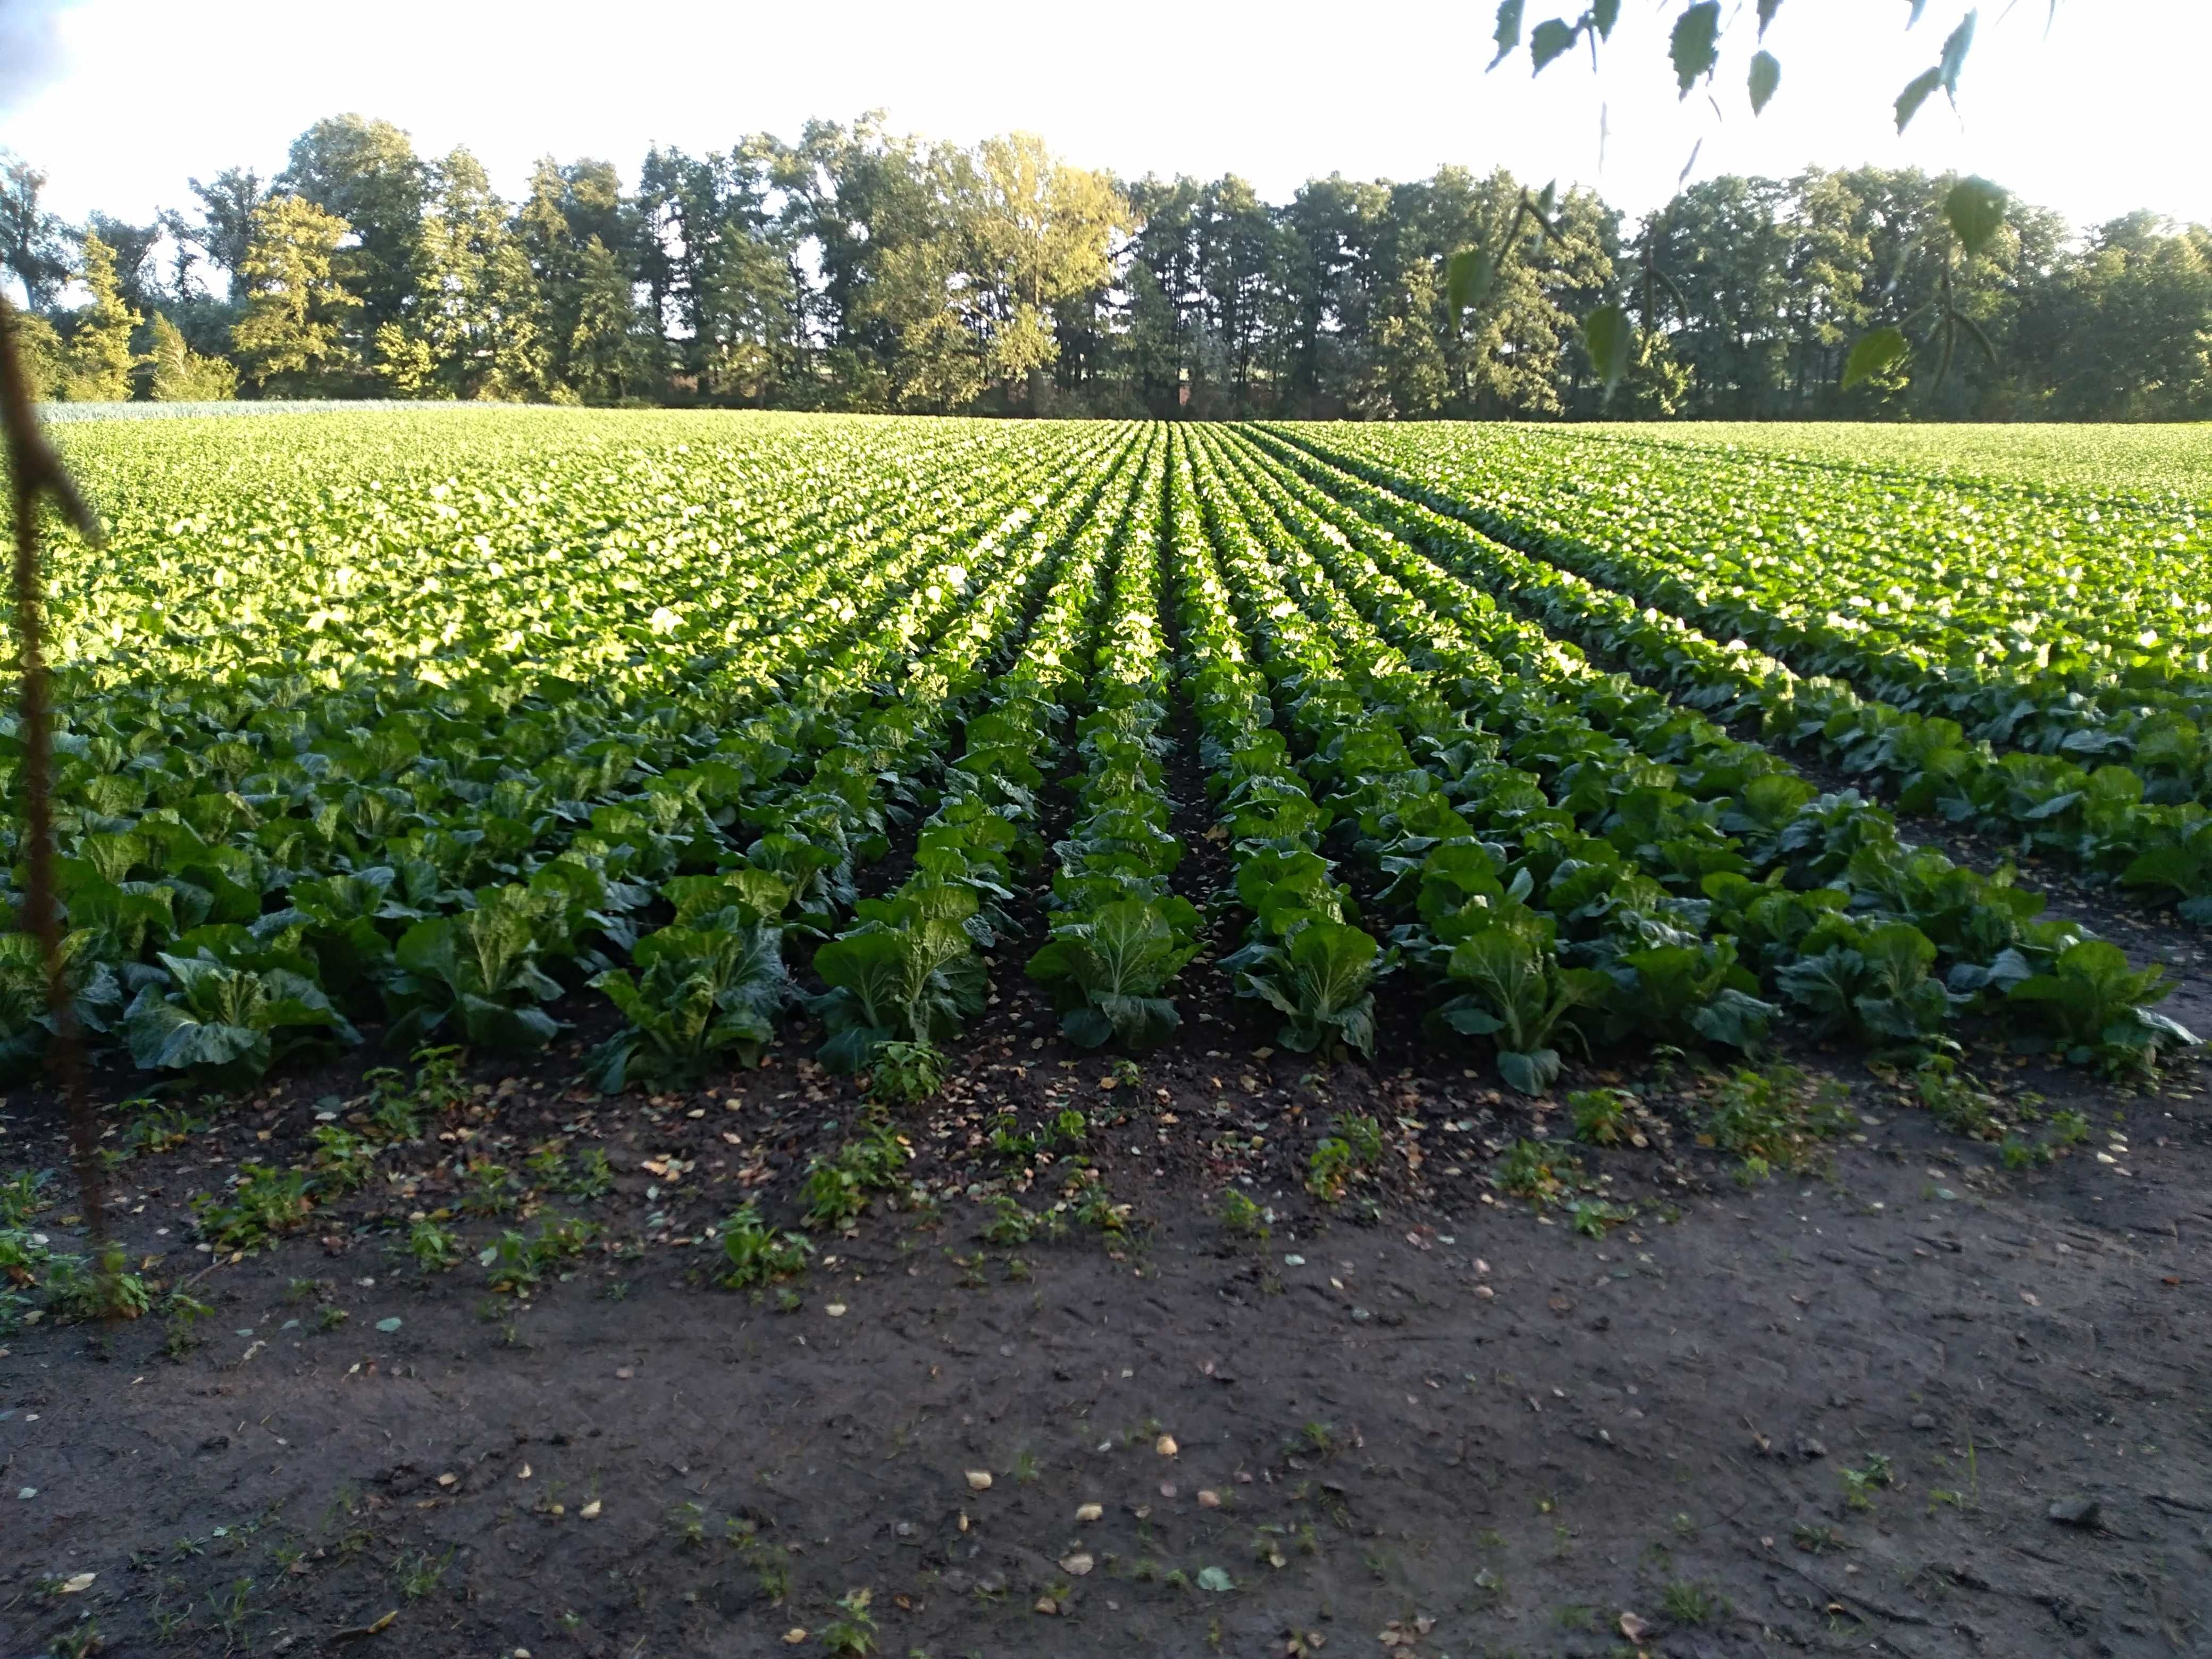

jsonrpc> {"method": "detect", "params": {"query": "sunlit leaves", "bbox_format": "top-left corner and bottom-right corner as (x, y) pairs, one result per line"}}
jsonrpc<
(1582, 304), (1633, 399)
(1446, 247), (1497, 316)
(1944, 176), (2006, 255)
(1842, 326), (1913, 389)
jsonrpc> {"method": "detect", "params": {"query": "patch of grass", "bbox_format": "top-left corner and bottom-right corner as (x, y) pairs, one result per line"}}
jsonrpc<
(982, 1196), (1037, 1246)
(460, 1160), (516, 1217)
(397, 1546), (454, 1598)
(1703, 1062), (1854, 1178)
(191, 1163), (312, 1252)
(1214, 1188), (1269, 1241)
(869, 1040), (945, 1105)
(1661, 1578), (1725, 1625)
(1568, 1087), (1636, 1146)
(803, 1118), (910, 1230)
(1840, 1452), (1895, 1511)
(407, 1219), (462, 1272)
(718, 1203), (812, 1290)
(1495, 1138), (1580, 1208)
(820, 1586), (878, 1655)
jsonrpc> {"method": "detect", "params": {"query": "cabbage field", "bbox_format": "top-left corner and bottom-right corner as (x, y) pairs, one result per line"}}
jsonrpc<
(9, 410), (2206, 1100)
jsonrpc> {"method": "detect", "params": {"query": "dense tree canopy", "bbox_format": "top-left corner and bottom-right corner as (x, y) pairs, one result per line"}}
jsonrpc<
(2, 113), (2206, 418)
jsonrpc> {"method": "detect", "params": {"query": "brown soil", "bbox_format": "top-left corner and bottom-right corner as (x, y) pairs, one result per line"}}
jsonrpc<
(5, 913), (2211, 1659)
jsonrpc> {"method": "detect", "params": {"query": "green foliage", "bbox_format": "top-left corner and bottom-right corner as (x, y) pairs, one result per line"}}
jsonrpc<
(588, 912), (789, 1092)
(1214, 1188), (1270, 1240)
(1568, 1087), (1635, 1147)
(1703, 1063), (1855, 1176)
(2007, 939), (2197, 1074)
(718, 1203), (813, 1289)
(1436, 912), (1608, 1095)
(869, 1039), (948, 1105)
(192, 1163), (313, 1253)
(1028, 899), (1200, 1051)
(407, 1219), (462, 1272)
(802, 1120), (910, 1230)
(123, 952), (357, 1085)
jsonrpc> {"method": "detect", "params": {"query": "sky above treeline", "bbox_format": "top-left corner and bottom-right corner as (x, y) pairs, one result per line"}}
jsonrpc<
(4, 0), (2204, 232)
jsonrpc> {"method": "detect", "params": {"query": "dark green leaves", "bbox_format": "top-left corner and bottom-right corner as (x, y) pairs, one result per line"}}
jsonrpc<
(1894, 67), (1943, 130)
(1589, 0), (1620, 37)
(1939, 9), (1978, 89)
(1842, 325), (1912, 389)
(1756, 0), (1783, 35)
(1748, 49), (1781, 114)
(1670, 2), (1722, 95)
(1490, 0), (1526, 68)
(1530, 17), (1577, 72)
(1446, 246), (1496, 316)
(1582, 303), (1632, 399)
(1944, 175), (2006, 255)
(1898, 7), (1977, 129)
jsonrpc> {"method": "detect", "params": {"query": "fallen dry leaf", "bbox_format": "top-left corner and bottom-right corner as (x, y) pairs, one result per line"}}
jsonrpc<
(826, 1303), (848, 1318)
(59, 1572), (96, 1594)
(1034, 1596), (1060, 1615)
(1155, 1434), (1178, 1457)
(966, 1470), (993, 1491)
(1060, 1552), (1094, 1576)
(1075, 1502), (1103, 1522)
(1619, 1612), (1650, 1640)
(782, 1629), (808, 1645)
(1197, 1488), (1221, 1509)
(579, 1499), (601, 1519)
(435, 1472), (457, 1488)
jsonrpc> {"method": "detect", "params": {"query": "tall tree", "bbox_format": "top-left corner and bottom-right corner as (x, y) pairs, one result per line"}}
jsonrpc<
(0, 152), (71, 309)
(566, 234), (653, 403)
(276, 115), (426, 344)
(57, 232), (140, 401)
(231, 195), (361, 393)
(379, 147), (550, 399)
(183, 167), (267, 287)
(83, 213), (162, 317)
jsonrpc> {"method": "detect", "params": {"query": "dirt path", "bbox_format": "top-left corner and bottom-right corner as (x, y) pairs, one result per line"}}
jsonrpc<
(5, 1013), (2209, 1658)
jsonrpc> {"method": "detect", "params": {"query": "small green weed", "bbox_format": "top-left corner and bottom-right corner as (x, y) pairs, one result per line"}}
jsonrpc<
(719, 1203), (813, 1289)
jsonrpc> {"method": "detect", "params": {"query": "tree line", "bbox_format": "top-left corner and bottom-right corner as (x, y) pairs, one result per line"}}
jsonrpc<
(2, 112), (2207, 420)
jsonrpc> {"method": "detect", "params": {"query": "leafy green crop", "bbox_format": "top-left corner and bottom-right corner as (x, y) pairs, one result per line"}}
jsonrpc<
(2, 410), (2189, 1104)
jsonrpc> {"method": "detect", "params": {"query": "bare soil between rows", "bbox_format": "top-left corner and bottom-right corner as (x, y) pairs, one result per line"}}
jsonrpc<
(6, 898), (2212, 1659)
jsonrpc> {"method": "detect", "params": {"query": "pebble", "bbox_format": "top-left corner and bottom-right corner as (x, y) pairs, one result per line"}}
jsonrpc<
(2048, 1496), (2101, 1528)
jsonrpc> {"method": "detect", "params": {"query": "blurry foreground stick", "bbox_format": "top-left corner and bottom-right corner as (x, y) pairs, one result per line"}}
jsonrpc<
(0, 293), (112, 1273)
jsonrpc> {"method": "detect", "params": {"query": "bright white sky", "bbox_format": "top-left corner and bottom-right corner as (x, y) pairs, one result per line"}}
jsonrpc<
(3, 0), (2204, 236)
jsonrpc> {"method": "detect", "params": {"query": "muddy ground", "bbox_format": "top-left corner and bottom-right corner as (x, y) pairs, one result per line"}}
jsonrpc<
(5, 825), (2212, 1658)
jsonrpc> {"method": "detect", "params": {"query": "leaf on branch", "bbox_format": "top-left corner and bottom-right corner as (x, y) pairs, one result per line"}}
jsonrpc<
(1446, 247), (1497, 316)
(1894, 66), (1943, 131)
(1748, 50), (1781, 114)
(1589, 0), (1620, 39)
(1756, 0), (1783, 37)
(1944, 175), (2006, 255)
(1670, 2), (1722, 95)
(1938, 9), (1977, 96)
(1489, 0), (1526, 68)
(1583, 304), (1633, 400)
(1530, 18), (1578, 72)
(1842, 325), (1912, 389)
